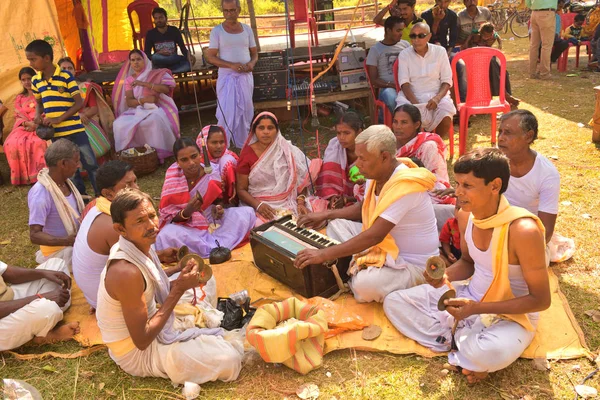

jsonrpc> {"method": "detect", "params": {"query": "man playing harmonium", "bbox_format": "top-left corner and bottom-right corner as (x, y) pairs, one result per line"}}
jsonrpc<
(294, 125), (440, 303)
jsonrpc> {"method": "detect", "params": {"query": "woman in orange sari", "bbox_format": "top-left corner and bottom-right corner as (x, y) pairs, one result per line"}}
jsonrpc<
(3, 67), (48, 185)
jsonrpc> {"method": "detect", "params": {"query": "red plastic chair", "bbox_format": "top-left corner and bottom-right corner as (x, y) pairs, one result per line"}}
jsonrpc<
(557, 13), (592, 71)
(289, 0), (319, 48)
(395, 58), (455, 158)
(364, 60), (392, 127)
(451, 47), (511, 156)
(127, 0), (159, 50)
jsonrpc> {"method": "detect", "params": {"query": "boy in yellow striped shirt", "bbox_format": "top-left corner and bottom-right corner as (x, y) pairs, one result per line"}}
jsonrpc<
(25, 39), (99, 196)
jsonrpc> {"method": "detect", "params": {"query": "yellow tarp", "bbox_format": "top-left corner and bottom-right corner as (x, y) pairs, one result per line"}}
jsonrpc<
(0, 0), (67, 141)
(62, 243), (589, 361)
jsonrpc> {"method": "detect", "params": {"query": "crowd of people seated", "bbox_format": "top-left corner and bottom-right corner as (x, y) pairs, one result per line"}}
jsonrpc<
(0, 0), (571, 389)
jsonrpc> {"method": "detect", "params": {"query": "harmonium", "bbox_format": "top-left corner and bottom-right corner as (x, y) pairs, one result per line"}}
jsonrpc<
(250, 215), (351, 298)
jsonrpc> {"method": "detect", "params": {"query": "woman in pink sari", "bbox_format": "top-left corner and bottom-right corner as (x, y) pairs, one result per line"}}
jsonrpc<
(393, 104), (454, 205)
(196, 125), (239, 204)
(156, 137), (256, 257)
(315, 111), (365, 209)
(59, 57), (113, 160)
(3, 67), (48, 185)
(112, 50), (180, 162)
(236, 112), (324, 225)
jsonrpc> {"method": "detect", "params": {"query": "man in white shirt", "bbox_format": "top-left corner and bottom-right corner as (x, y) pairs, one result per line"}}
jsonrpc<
(366, 16), (410, 116)
(294, 125), (440, 303)
(205, 0), (258, 148)
(396, 23), (455, 135)
(498, 110), (560, 243)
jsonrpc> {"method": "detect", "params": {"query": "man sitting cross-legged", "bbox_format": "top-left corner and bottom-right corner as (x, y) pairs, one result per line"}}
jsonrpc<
(73, 161), (181, 311)
(28, 139), (85, 268)
(294, 125), (440, 303)
(0, 258), (79, 351)
(96, 188), (242, 384)
(395, 22), (456, 135)
(384, 148), (550, 383)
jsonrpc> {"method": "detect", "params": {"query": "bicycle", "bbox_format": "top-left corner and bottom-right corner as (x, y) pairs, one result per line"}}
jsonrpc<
(488, 0), (532, 39)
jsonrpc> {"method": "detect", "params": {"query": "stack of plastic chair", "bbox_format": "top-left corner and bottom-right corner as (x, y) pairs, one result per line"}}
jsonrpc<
(451, 47), (511, 156)
(289, 0), (319, 49)
(364, 60), (392, 127)
(127, 0), (159, 51)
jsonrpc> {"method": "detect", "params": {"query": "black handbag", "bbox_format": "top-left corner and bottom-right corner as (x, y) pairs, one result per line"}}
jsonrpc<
(36, 124), (55, 140)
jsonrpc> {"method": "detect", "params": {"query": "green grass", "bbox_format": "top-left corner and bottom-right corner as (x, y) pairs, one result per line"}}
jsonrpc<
(1, 37), (600, 399)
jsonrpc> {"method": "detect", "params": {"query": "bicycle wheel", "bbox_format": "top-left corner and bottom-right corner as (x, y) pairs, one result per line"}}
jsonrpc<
(510, 9), (531, 38)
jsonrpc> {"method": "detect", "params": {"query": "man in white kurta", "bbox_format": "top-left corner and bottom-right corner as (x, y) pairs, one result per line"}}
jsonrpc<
(384, 148), (550, 383)
(96, 189), (241, 384)
(205, 0), (258, 148)
(396, 23), (455, 134)
(294, 125), (439, 303)
(0, 258), (77, 350)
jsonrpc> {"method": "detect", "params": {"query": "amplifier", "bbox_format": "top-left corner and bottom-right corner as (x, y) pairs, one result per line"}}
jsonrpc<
(254, 51), (286, 72)
(291, 77), (338, 98)
(338, 69), (368, 91)
(335, 48), (367, 71)
(253, 85), (286, 101)
(253, 70), (287, 87)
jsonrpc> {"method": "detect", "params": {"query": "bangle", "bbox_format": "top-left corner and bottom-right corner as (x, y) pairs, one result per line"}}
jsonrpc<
(151, 83), (154, 91)
(179, 209), (190, 220)
(36, 294), (44, 299)
(137, 98), (142, 105)
(297, 195), (306, 203)
(256, 201), (264, 211)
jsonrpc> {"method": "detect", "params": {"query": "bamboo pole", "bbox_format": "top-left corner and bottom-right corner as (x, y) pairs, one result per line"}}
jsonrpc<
(246, 0), (261, 51)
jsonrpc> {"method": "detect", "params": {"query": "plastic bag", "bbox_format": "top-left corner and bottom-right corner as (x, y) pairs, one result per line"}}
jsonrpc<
(3, 379), (43, 400)
(548, 233), (576, 263)
(306, 296), (368, 338)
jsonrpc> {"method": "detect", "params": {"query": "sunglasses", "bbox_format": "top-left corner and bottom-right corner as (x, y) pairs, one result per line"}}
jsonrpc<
(409, 33), (429, 39)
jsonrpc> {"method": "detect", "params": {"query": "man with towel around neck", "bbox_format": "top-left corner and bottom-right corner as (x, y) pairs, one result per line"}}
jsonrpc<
(294, 125), (440, 303)
(96, 188), (242, 384)
(28, 139), (85, 268)
(384, 148), (550, 384)
(73, 161), (182, 311)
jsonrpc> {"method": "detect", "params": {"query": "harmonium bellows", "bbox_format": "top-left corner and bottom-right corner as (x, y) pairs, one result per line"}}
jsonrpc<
(250, 215), (350, 298)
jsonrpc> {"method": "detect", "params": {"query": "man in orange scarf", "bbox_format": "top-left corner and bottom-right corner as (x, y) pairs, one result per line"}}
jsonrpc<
(295, 125), (440, 303)
(384, 148), (550, 384)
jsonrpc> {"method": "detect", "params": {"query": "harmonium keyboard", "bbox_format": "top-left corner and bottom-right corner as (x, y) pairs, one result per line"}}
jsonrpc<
(250, 215), (350, 298)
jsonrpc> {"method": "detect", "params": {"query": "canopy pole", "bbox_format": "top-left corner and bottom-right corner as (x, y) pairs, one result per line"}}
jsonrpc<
(247, 0), (261, 51)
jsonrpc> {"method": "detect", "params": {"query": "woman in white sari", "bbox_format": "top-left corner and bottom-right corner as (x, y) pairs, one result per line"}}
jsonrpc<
(112, 50), (180, 162)
(236, 112), (325, 225)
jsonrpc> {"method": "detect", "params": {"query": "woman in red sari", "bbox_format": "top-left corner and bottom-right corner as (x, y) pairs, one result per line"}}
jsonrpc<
(315, 111), (365, 209)
(196, 125), (239, 203)
(393, 104), (454, 205)
(236, 112), (324, 224)
(3, 67), (48, 185)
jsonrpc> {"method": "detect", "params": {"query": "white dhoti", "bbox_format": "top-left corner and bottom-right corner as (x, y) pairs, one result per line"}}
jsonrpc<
(35, 246), (73, 271)
(383, 282), (537, 373)
(0, 258), (71, 351)
(327, 219), (425, 303)
(396, 93), (456, 132)
(110, 334), (242, 384)
(216, 69), (254, 148)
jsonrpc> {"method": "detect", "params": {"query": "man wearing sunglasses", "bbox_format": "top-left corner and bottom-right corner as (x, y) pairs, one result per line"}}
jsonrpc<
(395, 23), (455, 136)
(205, 0), (258, 148)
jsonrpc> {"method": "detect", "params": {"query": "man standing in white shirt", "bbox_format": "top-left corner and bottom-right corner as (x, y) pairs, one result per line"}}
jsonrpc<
(396, 23), (455, 135)
(205, 0), (258, 148)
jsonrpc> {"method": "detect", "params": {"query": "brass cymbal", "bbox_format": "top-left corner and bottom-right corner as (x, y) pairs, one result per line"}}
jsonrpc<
(437, 289), (456, 311)
(177, 245), (190, 261)
(180, 253), (213, 284)
(426, 255), (446, 280)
